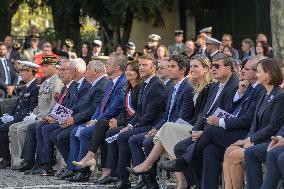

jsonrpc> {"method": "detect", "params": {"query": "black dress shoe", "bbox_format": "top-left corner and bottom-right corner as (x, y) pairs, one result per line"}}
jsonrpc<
(126, 167), (151, 176)
(158, 159), (187, 172)
(41, 168), (56, 176)
(24, 165), (40, 175)
(57, 169), (75, 180)
(0, 159), (11, 169)
(95, 175), (118, 185)
(115, 179), (131, 189)
(18, 162), (34, 172)
(66, 172), (89, 182)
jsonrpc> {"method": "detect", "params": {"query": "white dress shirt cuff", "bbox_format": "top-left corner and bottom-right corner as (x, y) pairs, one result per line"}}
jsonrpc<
(219, 118), (226, 129)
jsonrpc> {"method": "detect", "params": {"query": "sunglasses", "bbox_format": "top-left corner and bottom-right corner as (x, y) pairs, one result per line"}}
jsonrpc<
(211, 64), (229, 69)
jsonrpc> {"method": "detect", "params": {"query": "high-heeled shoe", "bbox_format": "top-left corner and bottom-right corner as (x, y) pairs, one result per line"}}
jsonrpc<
(72, 159), (96, 171)
(126, 166), (152, 176)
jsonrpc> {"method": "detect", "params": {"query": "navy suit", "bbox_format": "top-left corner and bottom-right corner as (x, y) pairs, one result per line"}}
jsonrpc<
(106, 75), (168, 183)
(244, 87), (284, 189)
(0, 79), (39, 160)
(35, 81), (79, 166)
(0, 59), (18, 97)
(51, 77), (107, 163)
(182, 83), (264, 189)
(173, 73), (239, 186)
(67, 75), (126, 172)
(128, 79), (194, 182)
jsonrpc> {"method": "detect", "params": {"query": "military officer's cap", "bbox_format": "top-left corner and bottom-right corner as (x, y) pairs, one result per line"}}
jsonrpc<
(205, 36), (221, 46)
(199, 27), (213, 34)
(13, 42), (21, 50)
(92, 40), (103, 47)
(148, 34), (161, 41)
(41, 55), (58, 65)
(126, 42), (136, 50)
(18, 60), (39, 71)
(174, 30), (184, 36)
(65, 39), (74, 48)
(92, 55), (109, 64)
(31, 34), (40, 40)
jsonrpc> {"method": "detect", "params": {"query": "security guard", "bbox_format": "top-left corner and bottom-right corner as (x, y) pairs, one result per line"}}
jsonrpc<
(9, 56), (64, 169)
(168, 30), (185, 55)
(0, 60), (39, 169)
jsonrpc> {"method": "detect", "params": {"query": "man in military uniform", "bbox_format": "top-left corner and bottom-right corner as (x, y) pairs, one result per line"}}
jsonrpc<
(91, 40), (104, 58)
(9, 55), (64, 169)
(205, 36), (222, 62)
(147, 34), (161, 54)
(199, 26), (213, 37)
(168, 30), (185, 55)
(126, 42), (136, 61)
(22, 34), (42, 62)
(0, 60), (39, 169)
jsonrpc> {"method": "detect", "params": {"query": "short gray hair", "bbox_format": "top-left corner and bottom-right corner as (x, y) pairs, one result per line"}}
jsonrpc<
(90, 60), (106, 73)
(70, 58), (86, 73)
(109, 52), (127, 71)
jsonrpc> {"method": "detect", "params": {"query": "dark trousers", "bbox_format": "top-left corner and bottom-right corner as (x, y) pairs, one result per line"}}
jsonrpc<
(36, 123), (60, 165)
(128, 133), (156, 179)
(67, 124), (96, 171)
(106, 126), (151, 182)
(0, 121), (15, 159)
(50, 124), (79, 163)
(261, 146), (284, 189)
(244, 142), (269, 189)
(21, 123), (37, 164)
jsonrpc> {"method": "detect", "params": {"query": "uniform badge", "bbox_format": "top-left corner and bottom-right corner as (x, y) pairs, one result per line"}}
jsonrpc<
(44, 88), (50, 94)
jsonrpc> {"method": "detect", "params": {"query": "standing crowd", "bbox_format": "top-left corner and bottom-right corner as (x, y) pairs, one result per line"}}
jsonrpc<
(0, 25), (284, 189)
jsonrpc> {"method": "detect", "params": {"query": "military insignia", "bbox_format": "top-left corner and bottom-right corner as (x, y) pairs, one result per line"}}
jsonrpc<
(44, 88), (50, 94)
(24, 92), (30, 97)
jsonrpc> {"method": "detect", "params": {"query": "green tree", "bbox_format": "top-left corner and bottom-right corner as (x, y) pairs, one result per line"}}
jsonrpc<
(0, 0), (24, 40)
(81, 0), (172, 52)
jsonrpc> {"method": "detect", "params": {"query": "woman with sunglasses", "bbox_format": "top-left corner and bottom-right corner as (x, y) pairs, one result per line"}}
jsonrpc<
(127, 54), (212, 189)
(223, 58), (284, 189)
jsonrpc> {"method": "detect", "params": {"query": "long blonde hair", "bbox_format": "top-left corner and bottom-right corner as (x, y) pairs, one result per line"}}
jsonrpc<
(189, 54), (212, 94)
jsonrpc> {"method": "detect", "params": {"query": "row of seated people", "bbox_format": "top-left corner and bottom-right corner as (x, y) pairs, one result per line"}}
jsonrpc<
(0, 51), (283, 189)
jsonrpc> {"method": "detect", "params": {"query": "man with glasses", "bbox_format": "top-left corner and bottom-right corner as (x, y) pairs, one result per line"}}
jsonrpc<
(222, 33), (239, 60)
(158, 53), (239, 187)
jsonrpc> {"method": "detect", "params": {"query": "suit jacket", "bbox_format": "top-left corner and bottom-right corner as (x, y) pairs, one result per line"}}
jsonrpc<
(8, 79), (39, 122)
(72, 78), (91, 108)
(129, 75), (168, 128)
(60, 81), (78, 109)
(33, 74), (64, 117)
(193, 73), (239, 131)
(72, 76), (108, 124)
(224, 84), (265, 131)
(91, 74), (126, 121)
(165, 79), (174, 93)
(189, 83), (213, 125)
(0, 58), (18, 91)
(154, 79), (194, 130)
(168, 43), (185, 55)
(248, 86), (284, 144)
(276, 125), (284, 137)
(117, 83), (141, 126)
(7, 50), (20, 63)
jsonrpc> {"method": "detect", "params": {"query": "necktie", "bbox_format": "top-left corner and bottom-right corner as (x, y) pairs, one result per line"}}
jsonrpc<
(167, 87), (177, 121)
(100, 81), (114, 114)
(3, 60), (11, 85)
(58, 87), (69, 104)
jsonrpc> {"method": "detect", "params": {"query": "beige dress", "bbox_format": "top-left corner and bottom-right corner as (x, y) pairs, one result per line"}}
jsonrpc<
(155, 122), (193, 158)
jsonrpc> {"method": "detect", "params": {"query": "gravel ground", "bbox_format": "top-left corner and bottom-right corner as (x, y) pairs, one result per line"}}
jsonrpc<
(0, 169), (176, 189)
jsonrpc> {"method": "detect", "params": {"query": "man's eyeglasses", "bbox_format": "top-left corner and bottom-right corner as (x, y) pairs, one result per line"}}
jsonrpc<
(211, 64), (229, 69)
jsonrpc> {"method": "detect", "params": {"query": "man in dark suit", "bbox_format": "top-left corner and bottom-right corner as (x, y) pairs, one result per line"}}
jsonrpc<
(53, 60), (108, 180)
(65, 53), (127, 182)
(166, 58), (264, 189)
(103, 54), (168, 188)
(127, 54), (194, 188)
(158, 53), (239, 185)
(156, 57), (174, 92)
(0, 61), (39, 169)
(33, 58), (88, 175)
(4, 35), (20, 64)
(0, 43), (18, 97)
